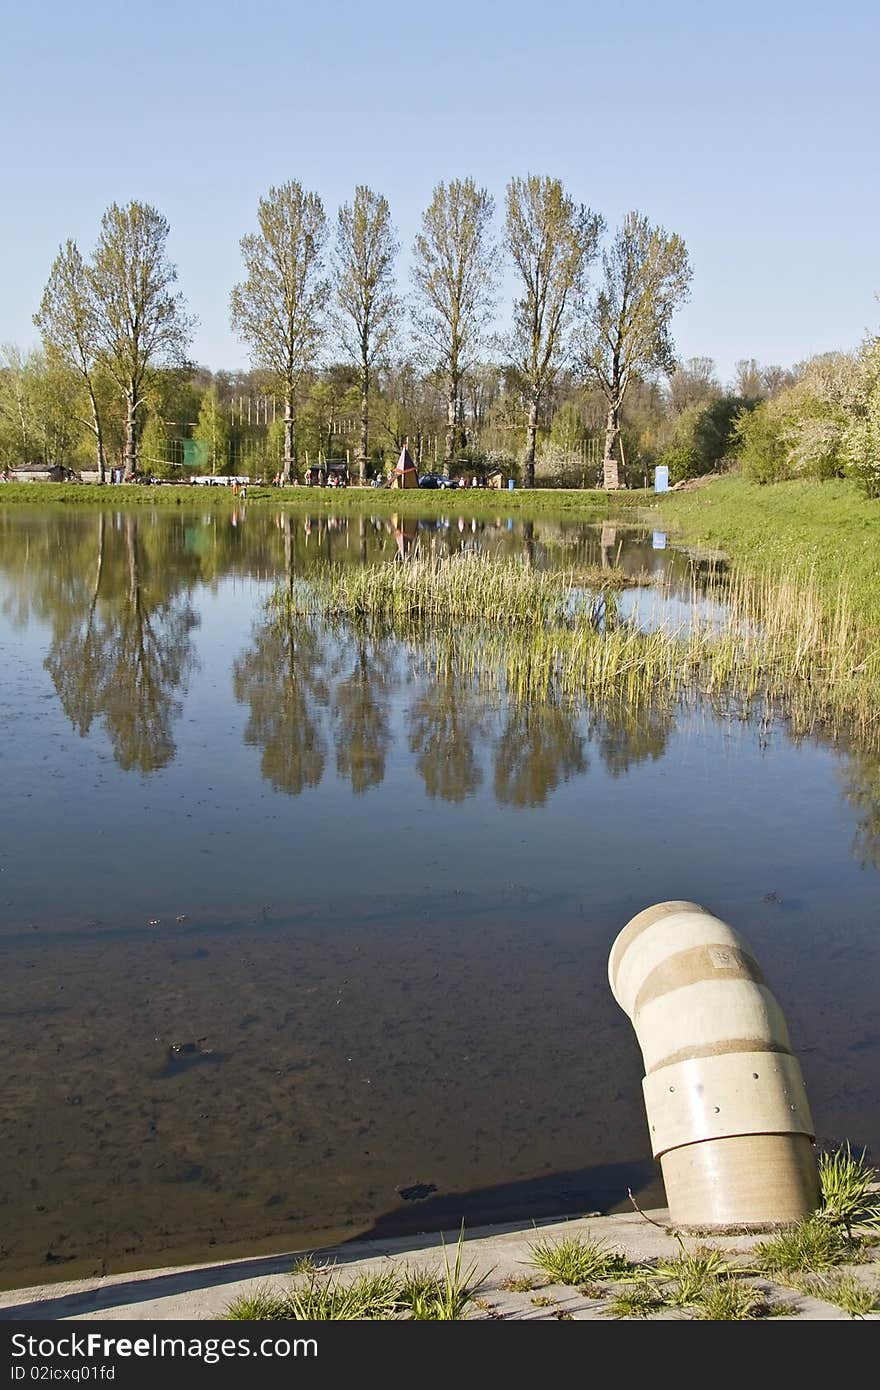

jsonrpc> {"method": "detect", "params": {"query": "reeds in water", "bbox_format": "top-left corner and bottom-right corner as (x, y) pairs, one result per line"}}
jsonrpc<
(268, 553), (880, 749)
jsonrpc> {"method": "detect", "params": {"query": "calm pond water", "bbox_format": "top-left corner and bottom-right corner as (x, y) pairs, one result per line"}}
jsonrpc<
(1, 504), (878, 1288)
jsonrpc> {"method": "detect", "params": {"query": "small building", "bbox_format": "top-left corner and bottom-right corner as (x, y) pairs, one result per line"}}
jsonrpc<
(304, 461), (349, 487)
(390, 444), (418, 488)
(10, 462), (79, 483)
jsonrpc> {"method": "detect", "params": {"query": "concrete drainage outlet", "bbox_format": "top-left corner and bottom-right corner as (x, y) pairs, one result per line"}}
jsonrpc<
(608, 900), (819, 1229)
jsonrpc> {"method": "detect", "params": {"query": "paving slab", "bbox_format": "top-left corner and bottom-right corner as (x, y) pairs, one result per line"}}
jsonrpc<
(0, 1209), (876, 1322)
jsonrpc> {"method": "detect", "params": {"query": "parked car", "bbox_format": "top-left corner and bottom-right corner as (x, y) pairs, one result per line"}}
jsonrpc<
(418, 473), (443, 489)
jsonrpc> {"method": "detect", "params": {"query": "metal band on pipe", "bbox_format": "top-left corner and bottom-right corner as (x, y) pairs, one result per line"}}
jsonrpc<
(643, 1050), (815, 1159)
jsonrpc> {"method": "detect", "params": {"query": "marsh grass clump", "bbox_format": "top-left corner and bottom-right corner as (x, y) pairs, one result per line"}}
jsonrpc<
(696, 1278), (770, 1321)
(226, 1284), (290, 1320)
(408, 1225), (490, 1319)
(283, 1269), (402, 1320)
(269, 550), (880, 749)
(817, 1143), (880, 1237)
(275, 555), (581, 630)
(650, 1243), (733, 1306)
(754, 1217), (853, 1276)
(791, 1272), (880, 1318)
(399, 1265), (444, 1303)
(606, 1284), (666, 1319)
(238, 1226), (490, 1322)
(290, 1252), (327, 1276)
(528, 1234), (630, 1285)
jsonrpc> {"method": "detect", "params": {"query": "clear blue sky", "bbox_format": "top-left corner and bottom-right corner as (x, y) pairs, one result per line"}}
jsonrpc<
(2, 0), (878, 387)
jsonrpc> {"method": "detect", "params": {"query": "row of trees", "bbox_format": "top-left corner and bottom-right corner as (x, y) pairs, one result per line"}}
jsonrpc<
(0, 339), (817, 489)
(19, 180), (693, 488)
(9, 182), (876, 493)
(229, 178), (692, 488)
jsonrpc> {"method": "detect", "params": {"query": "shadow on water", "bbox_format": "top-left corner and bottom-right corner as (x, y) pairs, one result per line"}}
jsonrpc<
(358, 1157), (660, 1243)
(0, 1159), (657, 1320)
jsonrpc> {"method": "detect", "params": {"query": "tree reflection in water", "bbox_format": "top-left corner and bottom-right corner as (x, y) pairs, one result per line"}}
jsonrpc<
(493, 702), (587, 807)
(409, 676), (484, 802)
(44, 514), (198, 772)
(333, 635), (394, 794)
(233, 609), (330, 795)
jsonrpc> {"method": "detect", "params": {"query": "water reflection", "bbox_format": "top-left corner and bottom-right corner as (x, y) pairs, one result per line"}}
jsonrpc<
(0, 504), (877, 846)
(333, 634), (394, 794)
(231, 611), (690, 809)
(587, 704), (675, 777)
(494, 704), (587, 807)
(39, 513), (198, 772)
(1, 504), (879, 1284)
(232, 610), (330, 796)
(408, 676), (484, 803)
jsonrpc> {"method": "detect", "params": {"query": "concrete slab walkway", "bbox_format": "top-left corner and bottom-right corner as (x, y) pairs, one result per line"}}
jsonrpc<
(1, 1207), (877, 1321)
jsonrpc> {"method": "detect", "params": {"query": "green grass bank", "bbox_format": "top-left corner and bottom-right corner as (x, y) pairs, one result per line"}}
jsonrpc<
(653, 476), (880, 625)
(0, 481), (645, 517)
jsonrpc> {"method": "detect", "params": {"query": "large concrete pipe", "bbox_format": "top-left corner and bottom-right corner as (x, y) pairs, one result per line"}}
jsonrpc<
(608, 901), (819, 1229)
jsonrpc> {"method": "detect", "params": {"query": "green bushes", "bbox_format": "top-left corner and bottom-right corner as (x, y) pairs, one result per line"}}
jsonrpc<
(661, 395), (752, 483)
(729, 342), (880, 495)
(732, 400), (790, 483)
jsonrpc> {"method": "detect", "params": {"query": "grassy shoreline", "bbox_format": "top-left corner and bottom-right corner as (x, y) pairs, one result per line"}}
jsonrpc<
(4, 471), (878, 619)
(0, 480), (646, 516)
(652, 476), (880, 624)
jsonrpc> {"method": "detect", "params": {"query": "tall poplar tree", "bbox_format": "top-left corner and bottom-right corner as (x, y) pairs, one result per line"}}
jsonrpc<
(411, 179), (497, 472)
(230, 182), (328, 483)
(34, 240), (108, 481)
(90, 203), (192, 479)
(335, 187), (400, 483)
(579, 212), (691, 488)
(504, 176), (603, 487)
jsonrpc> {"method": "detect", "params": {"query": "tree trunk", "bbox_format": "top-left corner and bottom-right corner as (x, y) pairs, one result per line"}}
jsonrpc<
(89, 392), (106, 484)
(83, 383), (107, 486)
(359, 365), (369, 485)
(283, 395), (295, 484)
(602, 402), (621, 489)
(525, 396), (539, 488)
(123, 392), (137, 480)
(444, 380), (456, 477)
